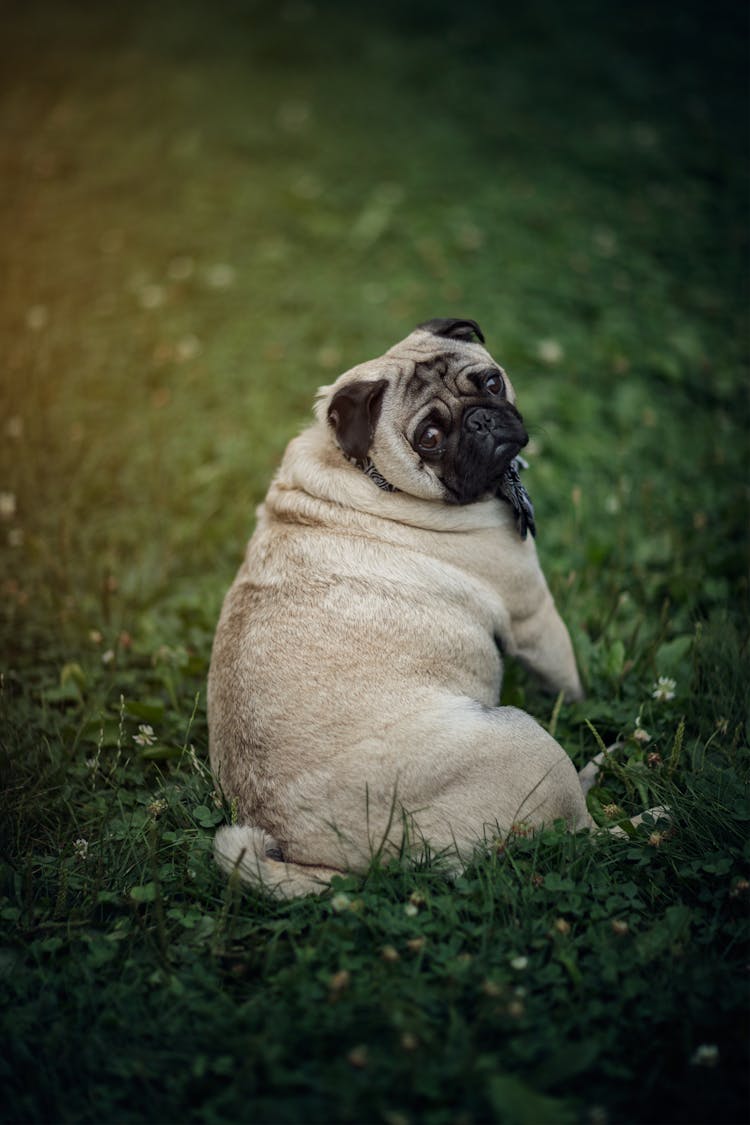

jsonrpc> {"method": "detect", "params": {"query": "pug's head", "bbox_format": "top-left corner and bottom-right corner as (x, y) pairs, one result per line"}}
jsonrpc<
(321, 318), (531, 520)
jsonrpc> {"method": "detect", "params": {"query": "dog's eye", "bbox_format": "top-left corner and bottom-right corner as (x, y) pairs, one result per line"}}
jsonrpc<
(484, 371), (505, 396)
(417, 425), (444, 453)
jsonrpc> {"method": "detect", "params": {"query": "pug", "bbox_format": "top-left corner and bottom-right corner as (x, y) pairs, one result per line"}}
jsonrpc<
(208, 318), (593, 898)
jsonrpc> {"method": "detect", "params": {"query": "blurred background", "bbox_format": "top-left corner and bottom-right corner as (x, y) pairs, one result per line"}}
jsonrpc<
(1, 7), (748, 1120)
(1, 0), (747, 656)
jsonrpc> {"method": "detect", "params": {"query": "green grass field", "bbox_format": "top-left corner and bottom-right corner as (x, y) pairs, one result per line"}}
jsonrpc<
(1, 1), (748, 1122)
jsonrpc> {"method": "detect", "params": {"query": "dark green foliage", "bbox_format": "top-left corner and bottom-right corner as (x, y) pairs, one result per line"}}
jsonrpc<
(0, 0), (748, 1122)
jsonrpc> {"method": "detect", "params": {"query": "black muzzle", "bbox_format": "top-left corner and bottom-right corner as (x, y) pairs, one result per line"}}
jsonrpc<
(447, 405), (529, 505)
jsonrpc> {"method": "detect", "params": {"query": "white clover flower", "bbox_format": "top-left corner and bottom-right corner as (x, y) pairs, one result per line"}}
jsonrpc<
(101, 649), (115, 665)
(138, 284), (165, 309)
(690, 1044), (719, 1067)
(331, 893), (351, 913)
(175, 334), (201, 362)
(633, 725), (651, 744)
(510, 955), (528, 971)
(652, 676), (676, 702)
(276, 99), (311, 132)
(73, 838), (89, 860)
(147, 798), (168, 817)
(205, 263), (236, 289)
(167, 255), (194, 281)
(132, 724), (156, 747)
(537, 339), (564, 364)
(26, 304), (49, 331)
(593, 227), (618, 256)
(404, 902), (418, 917)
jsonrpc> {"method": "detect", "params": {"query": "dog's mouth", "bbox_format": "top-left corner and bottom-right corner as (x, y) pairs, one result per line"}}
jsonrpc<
(444, 408), (528, 506)
(493, 439), (524, 470)
(443, 454), (522, 506)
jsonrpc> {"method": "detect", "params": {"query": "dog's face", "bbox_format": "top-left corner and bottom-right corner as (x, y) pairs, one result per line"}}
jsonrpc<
(322, 317), (529, 506)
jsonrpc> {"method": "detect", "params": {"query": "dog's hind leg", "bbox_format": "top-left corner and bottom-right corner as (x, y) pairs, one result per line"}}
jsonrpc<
(214, 824), (343, 899)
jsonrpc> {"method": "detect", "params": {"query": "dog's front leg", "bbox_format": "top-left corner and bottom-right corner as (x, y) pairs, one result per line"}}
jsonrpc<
(508, 589), (584, 702)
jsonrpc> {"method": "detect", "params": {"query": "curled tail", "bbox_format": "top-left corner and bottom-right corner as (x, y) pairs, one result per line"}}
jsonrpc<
(214, 824), (342, 899)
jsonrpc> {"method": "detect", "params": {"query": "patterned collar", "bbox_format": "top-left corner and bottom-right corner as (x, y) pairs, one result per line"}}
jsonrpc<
(358, 457), (399, 493)
(353, 455), (536, 540)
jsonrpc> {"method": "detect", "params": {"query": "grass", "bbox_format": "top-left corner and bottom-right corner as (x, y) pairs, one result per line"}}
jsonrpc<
(1, 0), (748, 1122)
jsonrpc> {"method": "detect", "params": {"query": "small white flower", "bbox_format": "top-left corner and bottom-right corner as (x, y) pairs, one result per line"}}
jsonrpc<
(147, 798), (168, 817)
(331, 893), (351, 912)
(101, 649), (115, 665)
(690, 1044), (719, 1067)
(537, 339), (563, 365)
(73, 838), (89, 860)
(138, 283), (165, 309)
(510, 955), (528, 971)
(205, 263), (236, 289)
(404, 902), (418, 917)
(26, 304), (49, 331)
(0, 492), (16, 520)
(633, 722), (651, 744)
(276, 99), (311, 132)
(132, 724), (156, 747)
(593, 227), (618, 256)
(652, 676), (676, 702)
(175, 334), (201, 362)
(167, 255), (194, 281)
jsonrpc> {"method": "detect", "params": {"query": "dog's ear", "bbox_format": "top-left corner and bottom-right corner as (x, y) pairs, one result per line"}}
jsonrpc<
(417, 317), (485, 345)
(327, 379), (388, 462)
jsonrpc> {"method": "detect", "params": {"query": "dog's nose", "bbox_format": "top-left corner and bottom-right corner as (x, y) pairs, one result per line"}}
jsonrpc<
(463, 407), (500, 435)
(463, 407), (527, 444)
(463, 406), (529, 467)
